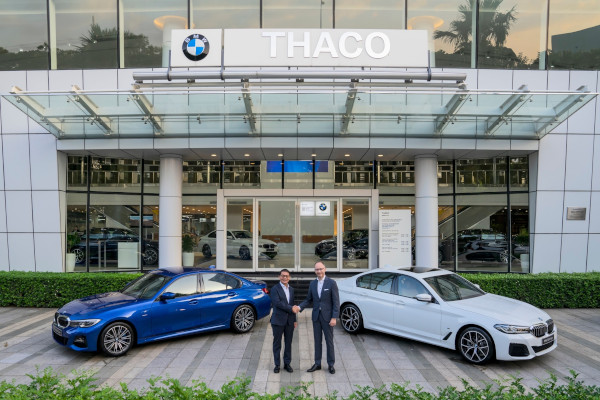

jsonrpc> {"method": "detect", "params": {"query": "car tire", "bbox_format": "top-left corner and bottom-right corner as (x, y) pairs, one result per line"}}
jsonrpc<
(231, 304), (255, 333)
(73, 248), (85, 264)
(202, 244), (212, 258)
(346, 247), (356, 260)
(458, 327), (495, 364)
(99, 322), (134, 357)
(239, 246), (251, 260)
(142, 247), (158, 265)
(340, 304), (363, 333)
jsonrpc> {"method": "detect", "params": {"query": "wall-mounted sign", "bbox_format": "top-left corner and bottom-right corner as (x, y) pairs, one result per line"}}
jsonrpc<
(379, 209), (412, 267)
(566, 207), (586, 220)
(315, 201), (331, 216)
(171, 29), (427, 68)
(300, 201), (315, 216)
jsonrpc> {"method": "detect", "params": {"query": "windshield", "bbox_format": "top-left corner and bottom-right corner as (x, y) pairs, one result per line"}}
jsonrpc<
(121, 273), (171, 300)
(232, 230), (252, 239)
(424, 274), (484, 301)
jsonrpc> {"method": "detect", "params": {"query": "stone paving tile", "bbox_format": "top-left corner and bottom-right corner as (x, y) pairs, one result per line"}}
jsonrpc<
(1, 307), (600, 397)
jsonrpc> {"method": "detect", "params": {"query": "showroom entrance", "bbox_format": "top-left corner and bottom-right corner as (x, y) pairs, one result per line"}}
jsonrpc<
(203, 193), (372, 273)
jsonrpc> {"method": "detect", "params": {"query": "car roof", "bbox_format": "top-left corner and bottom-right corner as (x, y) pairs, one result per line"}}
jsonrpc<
(150, 266), (229, 278)
(373, 266), (451, 278)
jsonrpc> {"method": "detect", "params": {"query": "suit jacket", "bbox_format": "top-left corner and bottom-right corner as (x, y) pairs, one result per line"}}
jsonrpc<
(270, 283), (297, 326)
(299, 276), (340, 322)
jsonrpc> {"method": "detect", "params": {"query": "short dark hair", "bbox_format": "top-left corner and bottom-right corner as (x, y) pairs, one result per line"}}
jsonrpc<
(279, 268), (290, 276)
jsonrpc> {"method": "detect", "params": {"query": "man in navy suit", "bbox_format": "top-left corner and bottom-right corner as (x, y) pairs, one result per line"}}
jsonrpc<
(296, 261), (340, 374)
(270, 268), (297, 373)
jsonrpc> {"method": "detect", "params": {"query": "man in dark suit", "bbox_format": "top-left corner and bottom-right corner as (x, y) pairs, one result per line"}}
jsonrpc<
(270, 268), (297, 373)
(296, 261), (340, 374)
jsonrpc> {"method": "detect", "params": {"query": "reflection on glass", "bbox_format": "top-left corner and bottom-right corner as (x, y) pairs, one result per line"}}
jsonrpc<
(335, 161), (373, 188)
(438, 198), (455, 270)
(302, 200), (337, 270)
(456, 158), (507, 193)
(223, 199), (253, 269)
(510, 193), (529, 273)
(456, 194), (509, 272)
(223, 161), (260, 188)
(76, 194), (158, 271)
(183, 200), (217, 268)
(0, 0), (48, 70)
(257, 200), (293, 269)
(477, 0), (544, 69)
(285, 160), (319, 189)
(55, 0), (118, 69)
(548, 0), (600, 70)
(438, 161), (454, 194)
(341, 199), (369, 270)
(183, 161), (220, 194)
(378, 161), (415, 194)
(144, 160), (160, 194)
(191, 0), (260, 28)
(263, 0), (333, 28)
(431, 0), (474, 67)
(510, 156), (528, 190)
(122, 0), (186, 68)
(89, 157), (141, 192)
(67, 156), (88, 190)
(336, 0), (405, 29)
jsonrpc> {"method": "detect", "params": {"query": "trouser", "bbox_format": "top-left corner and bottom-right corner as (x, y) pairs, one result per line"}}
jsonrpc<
(272, 323), (294, 366)
(313, 313), (335, 366)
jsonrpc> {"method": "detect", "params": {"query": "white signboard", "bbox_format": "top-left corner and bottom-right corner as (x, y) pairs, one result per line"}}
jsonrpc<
(170, 29), (428, 68)
(300, 201), (315, 216)
(315, 201), (331, 216)
(225, 29), (428, 67)
(379, 209), (412, 267)
(170, 29), (223, 67)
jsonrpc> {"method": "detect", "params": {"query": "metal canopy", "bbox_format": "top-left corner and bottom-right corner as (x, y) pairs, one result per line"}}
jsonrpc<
(3, 79), (596, 140)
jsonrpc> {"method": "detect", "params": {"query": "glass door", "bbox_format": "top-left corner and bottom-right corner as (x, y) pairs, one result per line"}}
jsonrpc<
(256, 199), (296, 271)
(299, 199), (338, 271)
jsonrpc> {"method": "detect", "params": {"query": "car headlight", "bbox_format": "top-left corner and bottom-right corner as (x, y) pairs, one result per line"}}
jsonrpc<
(69, 319), (101, 328)
(494, 324), (530, 334)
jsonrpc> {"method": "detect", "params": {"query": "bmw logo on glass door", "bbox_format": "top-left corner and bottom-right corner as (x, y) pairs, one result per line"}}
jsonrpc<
(182, 34), (210, 61)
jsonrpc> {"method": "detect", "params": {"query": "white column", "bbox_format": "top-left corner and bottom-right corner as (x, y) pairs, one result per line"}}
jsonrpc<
(415, 155), (438, 268)
(159, 155), (182, 268)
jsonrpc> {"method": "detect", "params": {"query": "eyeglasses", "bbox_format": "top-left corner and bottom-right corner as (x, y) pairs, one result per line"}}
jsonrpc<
(314, 268), (325, 271)
(280, 274), (290, 278)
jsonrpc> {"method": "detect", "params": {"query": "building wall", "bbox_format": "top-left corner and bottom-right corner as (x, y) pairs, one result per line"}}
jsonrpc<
(0, 67), (599, 272)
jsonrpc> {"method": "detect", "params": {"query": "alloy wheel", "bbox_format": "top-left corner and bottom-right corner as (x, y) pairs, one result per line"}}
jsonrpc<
(101, 323), (133, 356)
(459, 327), (493, 364)
(232, 305), (255, 333)
(340, 304), (363, 333)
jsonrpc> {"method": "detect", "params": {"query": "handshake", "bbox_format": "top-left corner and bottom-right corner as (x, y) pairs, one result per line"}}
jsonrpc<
(292, 305), (301, 314)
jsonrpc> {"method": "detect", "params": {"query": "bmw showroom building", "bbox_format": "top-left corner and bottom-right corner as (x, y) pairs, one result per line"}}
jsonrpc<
(0, 0), (599, 275)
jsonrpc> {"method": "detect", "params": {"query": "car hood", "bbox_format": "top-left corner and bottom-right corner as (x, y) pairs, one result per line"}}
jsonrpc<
(58, 292), (139, 317)
(448, 293), (550, 325)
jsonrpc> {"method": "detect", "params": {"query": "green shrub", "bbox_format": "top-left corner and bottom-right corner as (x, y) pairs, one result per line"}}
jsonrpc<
(0, 367), (599, 400)
(460, 272), (600, 308)
(0, 271), (141, 308)
(182, 235), (195, 253)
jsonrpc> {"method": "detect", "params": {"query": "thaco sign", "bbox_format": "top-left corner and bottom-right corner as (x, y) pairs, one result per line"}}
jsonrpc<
(171, 29), (428, 68)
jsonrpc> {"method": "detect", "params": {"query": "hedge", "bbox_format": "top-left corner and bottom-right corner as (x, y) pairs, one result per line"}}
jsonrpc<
(0, 367), (599, 400)
(0, 271), (599, 309)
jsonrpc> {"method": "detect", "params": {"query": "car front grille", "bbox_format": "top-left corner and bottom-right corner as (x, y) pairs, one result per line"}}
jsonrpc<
(262, 244), (276, 250)
(530, 323), (547, 337)
(56, 314), (69, 328)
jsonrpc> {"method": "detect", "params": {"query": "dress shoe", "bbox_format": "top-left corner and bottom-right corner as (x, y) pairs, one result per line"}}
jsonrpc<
(328, 365), (335, 374)
(306, 364), (321, 372)
(273, 366), (280, 373)
(284, 364), (293, 373)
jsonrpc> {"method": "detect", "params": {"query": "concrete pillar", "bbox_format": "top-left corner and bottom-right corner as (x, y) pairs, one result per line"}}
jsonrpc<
(159, 155), (182, 267)
(415, 155), (438, 268)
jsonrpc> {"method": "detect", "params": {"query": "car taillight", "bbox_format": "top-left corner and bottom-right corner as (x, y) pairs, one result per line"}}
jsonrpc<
(262, 288), (269, 294)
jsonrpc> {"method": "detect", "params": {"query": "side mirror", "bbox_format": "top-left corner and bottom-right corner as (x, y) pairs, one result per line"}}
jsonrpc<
(159, 292), (176, 301)
(416, 293), (433, 303)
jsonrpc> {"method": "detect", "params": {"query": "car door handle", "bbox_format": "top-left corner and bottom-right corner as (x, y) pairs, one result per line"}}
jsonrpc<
(395, 300), (405, 305)
(228, 292), (237, 297)
(189, 300), (198, 305)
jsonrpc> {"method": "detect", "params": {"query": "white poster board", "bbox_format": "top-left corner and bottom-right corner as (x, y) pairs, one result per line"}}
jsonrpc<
(300, 201), (315, 216)
(379, 209), (412, 267)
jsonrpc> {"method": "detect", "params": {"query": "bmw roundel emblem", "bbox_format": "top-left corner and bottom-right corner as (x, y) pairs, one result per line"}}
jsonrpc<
(182, 34), (210, 61)
(319, 203), (327, 211)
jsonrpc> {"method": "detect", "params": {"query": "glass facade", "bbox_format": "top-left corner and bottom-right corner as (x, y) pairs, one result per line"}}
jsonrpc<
(66, 156), (528, 273)
(1, 1), (599, 70)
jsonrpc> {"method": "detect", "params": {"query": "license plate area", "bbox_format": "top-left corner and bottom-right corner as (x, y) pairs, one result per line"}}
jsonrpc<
(52, 323), (63, 337)
(542, 335), (554, 345)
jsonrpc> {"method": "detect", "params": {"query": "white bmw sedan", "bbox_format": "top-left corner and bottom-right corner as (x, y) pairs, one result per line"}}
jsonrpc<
(337, 267), (557, 364)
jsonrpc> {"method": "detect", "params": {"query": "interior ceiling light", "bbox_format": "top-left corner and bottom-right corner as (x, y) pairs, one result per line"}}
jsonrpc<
(344, 154), (350, 157)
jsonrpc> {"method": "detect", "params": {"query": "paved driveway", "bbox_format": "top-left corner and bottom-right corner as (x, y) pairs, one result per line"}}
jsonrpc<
(0, 307), (599, 396)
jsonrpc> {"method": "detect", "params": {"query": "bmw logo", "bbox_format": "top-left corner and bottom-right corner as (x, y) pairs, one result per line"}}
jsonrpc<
(319, 203), (327, 211)
(182, 34), (210, 61)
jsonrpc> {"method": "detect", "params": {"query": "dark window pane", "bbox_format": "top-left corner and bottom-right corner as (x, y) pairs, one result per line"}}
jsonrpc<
(0, 0), (48, 70)
(166, 275), (199, 297)
(397, 275), (427, 298)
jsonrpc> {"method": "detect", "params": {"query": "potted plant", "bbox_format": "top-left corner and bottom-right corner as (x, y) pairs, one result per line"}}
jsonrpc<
(182, 235), (195, 267)
(66, 233), (80, 272)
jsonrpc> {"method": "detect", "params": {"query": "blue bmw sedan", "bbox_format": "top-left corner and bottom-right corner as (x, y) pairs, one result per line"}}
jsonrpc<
(52, 267), (272, 356)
